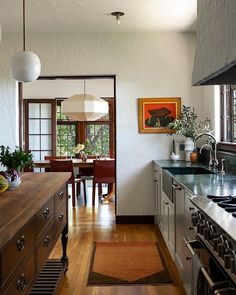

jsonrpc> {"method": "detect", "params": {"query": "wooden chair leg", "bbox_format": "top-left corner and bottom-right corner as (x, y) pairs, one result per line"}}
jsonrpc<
(82, 179), (87, 204)
(72, 183), (76, 207)
(98, 183), (102, 196)
(92, 181), (96, 206)
(77, 181), (81, 195)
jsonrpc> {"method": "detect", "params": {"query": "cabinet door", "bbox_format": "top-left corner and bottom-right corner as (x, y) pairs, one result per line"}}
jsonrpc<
(167, 201), (175, 257)
(160, 193), (168, 240)
(174, 182), (185, 274)
(154, 172), (161, 222)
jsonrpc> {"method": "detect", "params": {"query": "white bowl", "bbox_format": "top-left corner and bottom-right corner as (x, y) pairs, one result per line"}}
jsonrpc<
(8, 179), (22, 190)
(170, 154), (180, 162)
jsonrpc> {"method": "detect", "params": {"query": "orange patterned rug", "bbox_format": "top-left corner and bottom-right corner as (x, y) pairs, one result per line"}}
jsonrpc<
(87, 241), (174, 285)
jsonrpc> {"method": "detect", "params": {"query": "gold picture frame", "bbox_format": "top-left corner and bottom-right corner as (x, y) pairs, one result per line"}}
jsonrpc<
(138, 97), (181, 134)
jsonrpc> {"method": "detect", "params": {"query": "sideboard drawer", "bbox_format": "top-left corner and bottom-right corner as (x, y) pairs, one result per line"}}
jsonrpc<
(36, 222), (55, 272)
(54, 185), (67, 212)
(4, 252), (35, 295)
(55, 205), (67, 238)
(0, 217), (35, 286)
(36, 198), (54, 238)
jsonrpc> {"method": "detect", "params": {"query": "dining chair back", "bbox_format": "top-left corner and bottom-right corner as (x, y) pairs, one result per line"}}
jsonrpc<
(50, 159), (86, 206)
(44, 156), (67, 172)
(92, 160), (115, 206)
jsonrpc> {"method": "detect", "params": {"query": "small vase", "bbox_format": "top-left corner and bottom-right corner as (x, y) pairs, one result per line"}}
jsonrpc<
(184, 137), (194, 161)
(190, 151), (198, 163)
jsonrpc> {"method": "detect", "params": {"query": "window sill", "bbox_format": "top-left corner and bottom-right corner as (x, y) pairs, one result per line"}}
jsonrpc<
(218, 142), (236, 153)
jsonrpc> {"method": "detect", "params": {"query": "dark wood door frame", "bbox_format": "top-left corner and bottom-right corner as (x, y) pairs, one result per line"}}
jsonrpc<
(18, 75), (117, 213)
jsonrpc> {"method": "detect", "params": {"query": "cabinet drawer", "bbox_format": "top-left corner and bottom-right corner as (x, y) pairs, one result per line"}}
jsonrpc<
(185, 196), (196, 215)
(4, 252), (35, 295)
(55, 205), (67, 238)
(0, 217), (35, 286)
(36, 222), (55, 272)
(54, 185), (67, 212)
(36, 198), (54, 237)
(184, 212), (196, 240)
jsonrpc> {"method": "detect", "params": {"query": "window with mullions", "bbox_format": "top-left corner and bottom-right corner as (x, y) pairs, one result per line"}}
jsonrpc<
(57, 102), (77, 157)
(86, 124), (110, 156)
(220, 85), (236, 143)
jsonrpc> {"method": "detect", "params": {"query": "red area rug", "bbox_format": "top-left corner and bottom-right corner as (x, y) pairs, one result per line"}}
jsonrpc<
(87, 241), (174, 285)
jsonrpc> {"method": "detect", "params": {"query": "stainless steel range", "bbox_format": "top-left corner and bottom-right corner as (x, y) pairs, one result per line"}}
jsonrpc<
(185, 194), (236, 294)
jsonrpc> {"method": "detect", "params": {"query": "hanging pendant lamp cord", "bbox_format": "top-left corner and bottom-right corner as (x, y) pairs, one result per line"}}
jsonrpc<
(23, 0), (26, 51)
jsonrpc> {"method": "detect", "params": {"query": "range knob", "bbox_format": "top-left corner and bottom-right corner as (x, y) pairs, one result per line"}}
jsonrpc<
(224, 254), (231, 269)
(231, 251), (236, 274)
(203, 227), (211, 240)
(217, 243), (225, 258)
(213, 237), (220, 251)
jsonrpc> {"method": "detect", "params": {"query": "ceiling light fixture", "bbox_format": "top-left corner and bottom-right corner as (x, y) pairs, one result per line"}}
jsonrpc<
(111, 11), (125, 25)
(61, 80), (109, 121)
(10, 0), (41, 83)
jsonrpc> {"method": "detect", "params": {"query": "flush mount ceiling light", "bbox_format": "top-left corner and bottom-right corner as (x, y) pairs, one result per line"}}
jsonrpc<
(111, 11), (125, 24)
(61, 80), (109, 121)
(10, 0), (41, 83)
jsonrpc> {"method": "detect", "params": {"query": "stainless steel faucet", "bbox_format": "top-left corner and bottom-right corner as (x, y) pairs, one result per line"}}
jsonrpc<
(195, 133), (219, 171)
(199, 144), (213, 169)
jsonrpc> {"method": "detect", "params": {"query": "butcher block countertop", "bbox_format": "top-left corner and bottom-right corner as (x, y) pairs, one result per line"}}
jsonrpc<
(0, 172), (70, 248)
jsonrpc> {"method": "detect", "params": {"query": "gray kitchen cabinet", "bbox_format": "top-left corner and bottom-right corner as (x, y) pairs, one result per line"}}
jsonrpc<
(153, 162), (162, 226)
(161, 191), (175, 258)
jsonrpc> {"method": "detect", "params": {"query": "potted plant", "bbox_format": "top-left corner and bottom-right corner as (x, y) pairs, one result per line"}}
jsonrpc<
(168, 105), (203, 161)
(0, 146), (34, 189)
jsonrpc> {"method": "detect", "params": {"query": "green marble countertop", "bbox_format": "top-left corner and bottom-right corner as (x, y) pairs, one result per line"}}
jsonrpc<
(154, 160), (236, 197)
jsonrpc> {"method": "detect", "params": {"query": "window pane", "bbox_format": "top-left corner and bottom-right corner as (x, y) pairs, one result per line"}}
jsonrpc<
(29, 119), (40, 134)
(29, 103), (40, 118)
(41, 135), (52, 150)
(86, 124), (109, 156)
(29, 135), (40, 150)
(31, 151), (41, 161)
(57, 124), (76, 156)
(41, 103), (51, 118)
(41, 120), (51, 134)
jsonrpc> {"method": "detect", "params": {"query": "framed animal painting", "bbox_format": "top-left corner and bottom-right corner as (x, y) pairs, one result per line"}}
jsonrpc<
(138, 97), (181, 133)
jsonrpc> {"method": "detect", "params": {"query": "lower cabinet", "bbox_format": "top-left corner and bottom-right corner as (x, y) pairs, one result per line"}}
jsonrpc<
(153, 163), (162, 226)
(161, 192), (175, 258)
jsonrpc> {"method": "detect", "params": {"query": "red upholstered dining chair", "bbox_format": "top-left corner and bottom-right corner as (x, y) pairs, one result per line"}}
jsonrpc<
(92, 160), (115, 206)
(50, 159), (87, 207)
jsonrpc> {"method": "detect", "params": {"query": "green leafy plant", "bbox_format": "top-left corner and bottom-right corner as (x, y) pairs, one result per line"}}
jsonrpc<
(0, 146), (34, 172)
(168, 105), (202, 141)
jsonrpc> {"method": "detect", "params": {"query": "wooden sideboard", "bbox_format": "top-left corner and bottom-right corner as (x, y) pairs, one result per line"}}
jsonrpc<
(0, 172), (71, 295)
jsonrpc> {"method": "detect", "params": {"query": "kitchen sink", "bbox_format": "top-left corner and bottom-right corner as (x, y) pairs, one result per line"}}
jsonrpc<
(164, 167), (215, 175)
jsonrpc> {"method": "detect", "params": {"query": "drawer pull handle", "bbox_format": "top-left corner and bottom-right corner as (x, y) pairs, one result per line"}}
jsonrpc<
(59, 191), (64, 199)
(44, 236), (51, 247)
(172, 184), (182, 191)
(43, 208), (50, 218)
(59, 213), (64, 222)
(16, 235), (25, 251)
(186, 257), (192, 261)
(189, 207), (195, 211)
(17, 274), (26, 290)
(189, 227), (194, 231)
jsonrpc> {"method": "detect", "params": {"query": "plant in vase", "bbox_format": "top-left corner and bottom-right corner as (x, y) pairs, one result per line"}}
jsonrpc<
(168, 105), (203, 161)
(0, 145), (34, 189)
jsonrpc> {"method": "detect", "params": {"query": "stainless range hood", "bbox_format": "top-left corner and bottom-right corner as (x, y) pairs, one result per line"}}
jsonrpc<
(192, 0), (236, 86)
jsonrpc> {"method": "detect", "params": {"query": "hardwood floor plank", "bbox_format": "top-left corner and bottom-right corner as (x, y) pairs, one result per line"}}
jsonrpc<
(50, 187), (185, 295)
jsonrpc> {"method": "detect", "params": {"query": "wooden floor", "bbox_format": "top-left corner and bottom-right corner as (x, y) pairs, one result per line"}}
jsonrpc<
(50, 185), (185, 295)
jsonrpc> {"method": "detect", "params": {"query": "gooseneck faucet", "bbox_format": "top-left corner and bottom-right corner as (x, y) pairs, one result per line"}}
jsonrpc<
(195, 133), (219, 171)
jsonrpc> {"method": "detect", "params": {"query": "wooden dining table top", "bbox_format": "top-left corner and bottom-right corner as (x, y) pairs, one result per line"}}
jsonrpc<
(33, 158), (114, 169)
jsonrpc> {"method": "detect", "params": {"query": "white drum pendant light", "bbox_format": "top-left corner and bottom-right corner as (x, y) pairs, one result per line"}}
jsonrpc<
(10, 0), (41, 82)
(61, 81), (109, 121)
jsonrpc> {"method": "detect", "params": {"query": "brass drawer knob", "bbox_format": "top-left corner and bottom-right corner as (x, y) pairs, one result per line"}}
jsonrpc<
(17, 274), (26, 290)
(59, 214), (64, 222)
(44, 236), (51, 247)
(16, 235), (25, 251)
(59, 191), (64, 199)
(43, 208), (50, 218)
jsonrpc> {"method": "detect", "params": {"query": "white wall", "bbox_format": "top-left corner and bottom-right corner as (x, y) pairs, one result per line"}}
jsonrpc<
(0, 32), (208, 216)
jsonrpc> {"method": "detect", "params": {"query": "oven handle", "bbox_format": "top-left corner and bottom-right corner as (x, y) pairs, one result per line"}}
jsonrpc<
(184, 237), (225, 289)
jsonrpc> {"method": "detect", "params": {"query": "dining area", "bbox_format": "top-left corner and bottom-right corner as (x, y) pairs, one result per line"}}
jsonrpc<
(33, 157), (116, 208)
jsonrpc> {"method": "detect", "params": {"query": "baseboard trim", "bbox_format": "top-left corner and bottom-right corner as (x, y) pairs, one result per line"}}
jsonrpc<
(116, 215), (154, 224)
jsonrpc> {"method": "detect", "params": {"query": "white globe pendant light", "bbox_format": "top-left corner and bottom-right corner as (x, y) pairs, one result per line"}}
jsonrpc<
(10, 0), (41, 83)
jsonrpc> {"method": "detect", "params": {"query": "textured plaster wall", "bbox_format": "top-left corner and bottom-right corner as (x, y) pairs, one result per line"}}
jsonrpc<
(0, 32), (207, 215)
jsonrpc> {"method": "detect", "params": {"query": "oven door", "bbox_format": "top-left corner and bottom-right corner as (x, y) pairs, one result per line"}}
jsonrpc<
(184, 237), (236, 295)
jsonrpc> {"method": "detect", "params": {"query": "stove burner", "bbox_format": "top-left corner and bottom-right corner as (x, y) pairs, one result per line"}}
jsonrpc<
(207, 195), (236, 217)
